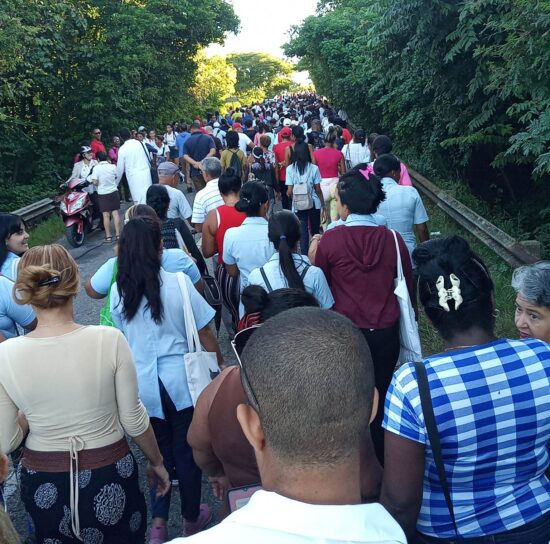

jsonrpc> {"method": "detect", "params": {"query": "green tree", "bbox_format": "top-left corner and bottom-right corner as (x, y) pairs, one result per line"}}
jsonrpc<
(185, 51), (237, 117)
(285, 0), (550, 211)
(226, 53), (294, 104)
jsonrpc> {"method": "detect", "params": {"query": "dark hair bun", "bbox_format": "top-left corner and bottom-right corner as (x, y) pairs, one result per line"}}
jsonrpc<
(413, 236), (473, 270)
(241, 285), (269, 314)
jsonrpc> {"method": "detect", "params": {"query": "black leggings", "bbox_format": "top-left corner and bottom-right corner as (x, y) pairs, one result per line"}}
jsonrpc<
(361, 321), (400, 464)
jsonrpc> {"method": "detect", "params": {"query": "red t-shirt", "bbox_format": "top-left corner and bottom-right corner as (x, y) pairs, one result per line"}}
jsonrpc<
(216, 205), (246, 264)
(314, 148), (343, 178)
(91, 139), (106, 159)
(342, 128), (352, 145)
(273, 141), (293, 182)
(316, 225), (412, 329)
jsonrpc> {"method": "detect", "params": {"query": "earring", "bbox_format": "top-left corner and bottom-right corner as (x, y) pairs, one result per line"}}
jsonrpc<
(492, 308), (500, 318)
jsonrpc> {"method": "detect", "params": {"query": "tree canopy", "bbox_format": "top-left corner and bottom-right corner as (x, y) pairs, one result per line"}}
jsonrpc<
(227, 53), (294, 105)
(0, 0), (239, 209)
(285, 0), (550, 216)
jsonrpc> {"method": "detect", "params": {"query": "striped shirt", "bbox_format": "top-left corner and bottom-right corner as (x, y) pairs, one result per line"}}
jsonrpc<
(191, 179), (223, 225)
(383, 338), (550, 538)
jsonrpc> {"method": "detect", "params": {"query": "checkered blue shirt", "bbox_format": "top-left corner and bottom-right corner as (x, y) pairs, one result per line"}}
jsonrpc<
(383, 338), (550, 538)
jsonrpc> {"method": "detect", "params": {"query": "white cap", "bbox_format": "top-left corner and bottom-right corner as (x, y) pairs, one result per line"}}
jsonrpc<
(283, 118), (292, 127)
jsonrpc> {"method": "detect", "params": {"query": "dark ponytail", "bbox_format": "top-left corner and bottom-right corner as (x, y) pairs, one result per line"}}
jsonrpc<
(116, 217), (164, 324)
(268, 211), (304, 290)
(235, 181), (268, 217)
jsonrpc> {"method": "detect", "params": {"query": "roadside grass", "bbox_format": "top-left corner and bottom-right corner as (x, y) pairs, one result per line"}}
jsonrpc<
(29, 215), (65, 247)
(419, 199), (517, 356)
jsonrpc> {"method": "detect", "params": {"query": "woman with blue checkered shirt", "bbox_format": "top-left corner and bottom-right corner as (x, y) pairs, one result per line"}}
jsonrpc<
(380, 236), (550, 543)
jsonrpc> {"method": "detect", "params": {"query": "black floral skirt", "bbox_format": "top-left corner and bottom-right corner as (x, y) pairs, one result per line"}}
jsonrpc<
(20, 451), (146, 543)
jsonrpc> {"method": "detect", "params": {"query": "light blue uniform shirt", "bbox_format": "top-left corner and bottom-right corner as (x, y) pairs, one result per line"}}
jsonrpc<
(110, 270), (214, 419)
(326, 213), (387, 231)
(223, 217), (275, 292)
(376, 177), (428, 257)
(1, 252), (20, 281)
(248, 254), (334, 309)
(0, 276), (35, 338)
(285, 163), (322, 213)
(91, 249), (201, 295)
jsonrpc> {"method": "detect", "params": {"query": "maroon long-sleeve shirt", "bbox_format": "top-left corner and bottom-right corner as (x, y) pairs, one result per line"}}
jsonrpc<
(316, 225), (413, 330)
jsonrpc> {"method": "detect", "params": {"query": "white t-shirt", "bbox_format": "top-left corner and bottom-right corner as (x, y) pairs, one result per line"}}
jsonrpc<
(341, 143), (371, 168)
(170, 490), (406, 543)
(164, 132), (176, 147)
(91, 161), (118, 195)
(238, 133), (252, 154)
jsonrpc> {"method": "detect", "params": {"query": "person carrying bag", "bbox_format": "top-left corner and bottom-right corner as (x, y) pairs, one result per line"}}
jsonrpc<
(177, 272), (220, 405)
(391, 229), (422, 364)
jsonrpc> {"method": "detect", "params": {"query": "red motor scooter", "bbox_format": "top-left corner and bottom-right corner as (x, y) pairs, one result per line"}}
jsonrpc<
(57, 178), (94, 247)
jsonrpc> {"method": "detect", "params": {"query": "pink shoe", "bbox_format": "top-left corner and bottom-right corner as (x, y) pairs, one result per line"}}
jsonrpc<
(183, 504), (212, 536)
(149, 525), (169, 544)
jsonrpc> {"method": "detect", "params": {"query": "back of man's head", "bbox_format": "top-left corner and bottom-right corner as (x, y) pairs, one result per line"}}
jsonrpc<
(119, 127), (131, 141)
(240, 307), (373, 467)
(190, 120), (201, 131)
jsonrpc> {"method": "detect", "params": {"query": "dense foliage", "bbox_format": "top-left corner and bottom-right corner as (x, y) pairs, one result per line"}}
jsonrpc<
(227, 53), (294, 105)
(285, 0), (550, 243)
(0, 0), (239, 210)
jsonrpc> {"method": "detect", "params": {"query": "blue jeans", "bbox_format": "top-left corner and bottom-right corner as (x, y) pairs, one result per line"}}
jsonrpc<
(414, 510), (550, 544)
(150, 381), (202, 522)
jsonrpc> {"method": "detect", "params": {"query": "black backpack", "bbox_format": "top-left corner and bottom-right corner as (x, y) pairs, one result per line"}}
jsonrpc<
(229, 150), (243, 179)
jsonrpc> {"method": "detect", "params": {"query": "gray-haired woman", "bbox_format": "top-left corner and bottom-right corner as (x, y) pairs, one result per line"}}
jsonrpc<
(512, 261), (550, 343)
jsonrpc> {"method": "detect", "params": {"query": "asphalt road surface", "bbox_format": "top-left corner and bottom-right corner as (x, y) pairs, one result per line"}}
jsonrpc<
(7, 187), (237, 542)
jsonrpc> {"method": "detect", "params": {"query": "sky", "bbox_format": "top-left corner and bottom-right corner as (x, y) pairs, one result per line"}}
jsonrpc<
(207, 0), (318, 83)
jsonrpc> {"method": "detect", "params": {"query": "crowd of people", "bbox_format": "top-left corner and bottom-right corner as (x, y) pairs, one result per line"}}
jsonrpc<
(0, 93), (550, 544)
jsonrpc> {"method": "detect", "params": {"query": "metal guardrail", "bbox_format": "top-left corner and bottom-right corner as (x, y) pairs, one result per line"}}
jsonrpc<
(408, 167), (539, 268)
(12, 198), (56, 226)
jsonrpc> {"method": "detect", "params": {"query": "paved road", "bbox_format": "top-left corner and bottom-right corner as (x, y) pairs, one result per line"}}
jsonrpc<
(7, 187), (237, 542)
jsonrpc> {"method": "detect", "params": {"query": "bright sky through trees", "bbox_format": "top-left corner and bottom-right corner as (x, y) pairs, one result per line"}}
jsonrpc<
(207, 0), (318, 83)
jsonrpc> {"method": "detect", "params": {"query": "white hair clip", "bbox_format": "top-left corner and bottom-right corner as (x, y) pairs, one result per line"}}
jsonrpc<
(436, 274), (463, 312)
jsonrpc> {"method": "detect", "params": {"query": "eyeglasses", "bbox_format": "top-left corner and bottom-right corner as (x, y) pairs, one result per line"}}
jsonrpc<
(93, 131), (101, 135)
(231, 325), (262, 409)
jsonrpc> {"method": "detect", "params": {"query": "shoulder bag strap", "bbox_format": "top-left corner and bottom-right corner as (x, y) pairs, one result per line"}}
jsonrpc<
(259, 267), (273, 293)
(140, 141), (152, 166)
(300, 264), (310, 280)
(176, 272), (201, 354)
(414, 361), (460, 538)
(391, 229), (404, 282)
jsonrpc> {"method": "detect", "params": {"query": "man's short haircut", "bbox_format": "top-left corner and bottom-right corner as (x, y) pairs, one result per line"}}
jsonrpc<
(240, 307), (374, 467)
(191, 120), (201, 130)
(201, 157), (222, 179)
(119, 127), (131, 141)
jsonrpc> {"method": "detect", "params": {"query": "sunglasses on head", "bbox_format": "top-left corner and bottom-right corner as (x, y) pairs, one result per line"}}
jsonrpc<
(231, 325), (262, 409)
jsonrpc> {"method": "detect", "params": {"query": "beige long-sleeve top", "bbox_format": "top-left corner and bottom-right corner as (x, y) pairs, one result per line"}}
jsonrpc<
(0, 326), (150, 454)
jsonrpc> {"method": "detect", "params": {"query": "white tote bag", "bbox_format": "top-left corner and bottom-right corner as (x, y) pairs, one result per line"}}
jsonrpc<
(176, 273), (220, 406)
(391, 230), (423, 364)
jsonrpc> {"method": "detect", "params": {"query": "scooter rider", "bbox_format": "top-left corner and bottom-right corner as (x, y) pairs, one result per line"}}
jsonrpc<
(69, 146), (101, 226)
